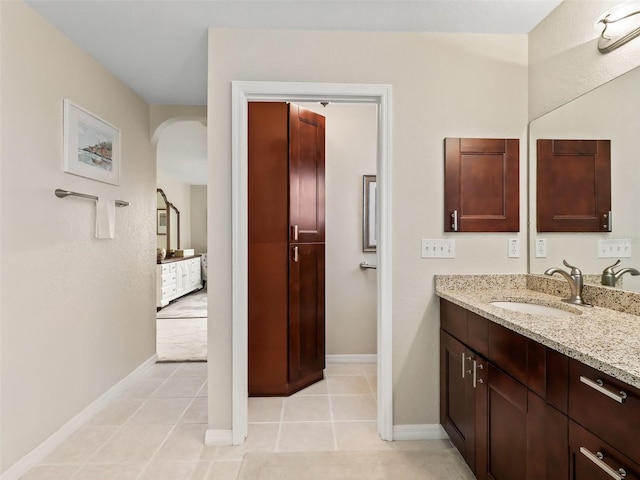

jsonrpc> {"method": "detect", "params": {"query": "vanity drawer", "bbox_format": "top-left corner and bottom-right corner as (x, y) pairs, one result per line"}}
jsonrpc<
(160, 263), (178, 275)
(569, 359), (640, 463)
(162, 284), (177, 300)
(161, 273), (176, 287)
(570, 420), (640, 480)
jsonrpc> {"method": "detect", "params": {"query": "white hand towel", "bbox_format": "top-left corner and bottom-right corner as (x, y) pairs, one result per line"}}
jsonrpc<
(96, 197), (115, 239)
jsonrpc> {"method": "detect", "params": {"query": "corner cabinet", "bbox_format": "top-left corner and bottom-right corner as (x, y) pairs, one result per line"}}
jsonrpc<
(247, 102), (326, 396)
(441, 299), (640, 480)
(157, 256), (202, 308)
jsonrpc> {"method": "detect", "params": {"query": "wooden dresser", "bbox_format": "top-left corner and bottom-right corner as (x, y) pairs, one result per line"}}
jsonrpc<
(156, 255), (202, 308)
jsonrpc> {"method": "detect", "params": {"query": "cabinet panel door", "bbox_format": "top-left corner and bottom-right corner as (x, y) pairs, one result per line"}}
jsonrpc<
(440, 331), (477, 470)
(289, 243), (325, 386)
(289, 104), (325, 243)
(444, 137), (519, 232)
(537, 139), (611, 232)
(486, 364), (528, 480)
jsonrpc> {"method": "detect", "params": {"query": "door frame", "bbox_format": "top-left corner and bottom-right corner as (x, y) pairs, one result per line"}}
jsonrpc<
(231, 81), (393, 443)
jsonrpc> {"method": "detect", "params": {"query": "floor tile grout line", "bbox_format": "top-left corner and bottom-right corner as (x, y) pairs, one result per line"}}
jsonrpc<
(328, 391), (338, 451)
(132, 378), (201, 480)
(274, 397), (285, 453)
(66, 369), (177, 478)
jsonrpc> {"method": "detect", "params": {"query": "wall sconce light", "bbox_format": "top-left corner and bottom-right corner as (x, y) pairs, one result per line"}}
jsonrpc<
(596, 0), (640, 53)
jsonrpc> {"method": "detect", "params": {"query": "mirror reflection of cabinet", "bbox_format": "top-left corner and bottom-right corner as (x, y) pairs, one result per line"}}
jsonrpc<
(157, 188), (180, 253)
(536, 139), (611, 232)
(528, 66), (640, 292)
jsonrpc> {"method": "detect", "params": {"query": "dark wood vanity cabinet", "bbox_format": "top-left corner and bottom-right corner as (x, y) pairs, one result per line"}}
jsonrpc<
(441, 298), (640, 480)
(441, 299), (568, 480)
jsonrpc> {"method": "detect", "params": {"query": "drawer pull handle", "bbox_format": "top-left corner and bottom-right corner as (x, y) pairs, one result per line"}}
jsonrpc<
(579, 447), (627, 479)
(580, 376), (628, 403)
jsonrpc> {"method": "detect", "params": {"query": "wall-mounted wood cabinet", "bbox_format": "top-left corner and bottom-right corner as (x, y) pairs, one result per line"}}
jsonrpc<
(444, 138), (519, 232)
(537, 139), (611, 232)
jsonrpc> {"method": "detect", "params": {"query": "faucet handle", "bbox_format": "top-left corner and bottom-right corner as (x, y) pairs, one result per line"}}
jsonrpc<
(562, 259), (582, 275)
(603, 259), (622, 274)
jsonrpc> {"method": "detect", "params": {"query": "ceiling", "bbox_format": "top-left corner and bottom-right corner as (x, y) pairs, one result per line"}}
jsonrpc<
(26, 0), (562, 106)
(25, 0), (562, 186)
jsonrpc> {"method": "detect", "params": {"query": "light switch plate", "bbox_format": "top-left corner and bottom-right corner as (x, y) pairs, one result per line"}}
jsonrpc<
(422, 239), (456, 258)
(508, 238), (520, 258)
(535, 239), (547, 258)
(598, 238), (632, 258)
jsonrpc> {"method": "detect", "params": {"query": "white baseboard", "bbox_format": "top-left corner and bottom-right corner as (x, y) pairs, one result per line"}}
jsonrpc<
(326, 354), (377, 364)
(393, 424), (449, 441)
(205, 429), (233, 446)
(0, 354), (158, 480)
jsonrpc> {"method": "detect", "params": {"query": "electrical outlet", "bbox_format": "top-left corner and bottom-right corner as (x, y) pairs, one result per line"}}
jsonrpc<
(421, 239), (456, 258)
(535, 239), (547, 258)
(508, 238), (520, 258)
(598, 238), (632, 258)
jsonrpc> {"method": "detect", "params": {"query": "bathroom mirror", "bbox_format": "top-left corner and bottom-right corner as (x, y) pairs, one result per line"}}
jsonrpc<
(157, 188), (180, 254)
(528, 65), (640, 292)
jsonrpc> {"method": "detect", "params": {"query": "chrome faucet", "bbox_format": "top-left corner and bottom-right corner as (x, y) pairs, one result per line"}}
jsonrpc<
(544, 260), (592, 307)
(601, 259), (640, 287)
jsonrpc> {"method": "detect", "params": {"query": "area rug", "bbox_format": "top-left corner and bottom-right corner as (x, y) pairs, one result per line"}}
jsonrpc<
(237, 449), (474, 480)
(157, 287), (207, 318)
(156, 288), (208, 361)
(156, 317), (207, 362)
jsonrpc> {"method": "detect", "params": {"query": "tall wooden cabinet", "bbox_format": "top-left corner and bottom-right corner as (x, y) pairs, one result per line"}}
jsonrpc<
(248, 102), (326, 396)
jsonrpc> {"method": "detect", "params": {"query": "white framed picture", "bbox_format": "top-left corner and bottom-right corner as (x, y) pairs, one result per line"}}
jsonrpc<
(63, 99), (120, 185)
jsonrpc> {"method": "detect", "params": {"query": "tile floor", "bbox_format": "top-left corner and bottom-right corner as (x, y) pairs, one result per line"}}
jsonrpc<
(19, 362), (471, 480)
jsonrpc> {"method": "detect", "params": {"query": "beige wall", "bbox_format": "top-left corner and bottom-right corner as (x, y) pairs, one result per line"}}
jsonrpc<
(190, 185), (207, 254)
(529, 0), (640, 120)
(207, 29), (529, 430)
(300, 103), (378, 355)
(0, 2), (156, 472)
(149, 104), (207, 144)
(157, 170), (192, 250)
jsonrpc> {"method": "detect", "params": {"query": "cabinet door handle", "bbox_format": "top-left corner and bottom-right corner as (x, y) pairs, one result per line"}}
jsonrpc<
(293, 246), (299, 263)
(603, 211), (612, 232)
(461, 352), (466, 379)
(580, 376), (628, 403)
(579, 447), (627, 480)
(473, 360), (484, 388)
(292, 224), (299, 241)
(451, 210), (459, 232)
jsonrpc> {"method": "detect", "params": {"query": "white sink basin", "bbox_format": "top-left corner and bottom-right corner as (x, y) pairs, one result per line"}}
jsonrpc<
(490, 301), (577, 318)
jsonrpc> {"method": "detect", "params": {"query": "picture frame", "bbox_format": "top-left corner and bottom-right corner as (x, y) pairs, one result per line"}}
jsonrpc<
(63, 99), (120, 185)
(363, 175), (377, 252)
(157, 209), (167, 235)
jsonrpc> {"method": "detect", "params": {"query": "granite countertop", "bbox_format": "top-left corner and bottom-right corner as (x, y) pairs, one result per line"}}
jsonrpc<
(435, 274), (640, 390)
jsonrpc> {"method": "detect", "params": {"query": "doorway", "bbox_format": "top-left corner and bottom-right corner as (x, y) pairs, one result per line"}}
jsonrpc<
(229, 82), (393, 444)
(155, 119), (208, 362)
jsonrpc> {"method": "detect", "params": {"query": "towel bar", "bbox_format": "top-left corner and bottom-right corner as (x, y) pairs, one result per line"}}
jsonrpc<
(55, 189), (130, 207)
